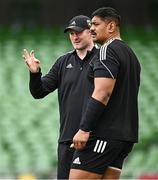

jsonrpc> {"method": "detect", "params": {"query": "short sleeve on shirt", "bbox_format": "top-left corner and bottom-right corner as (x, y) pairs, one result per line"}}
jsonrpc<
(93, 45), (120, 79)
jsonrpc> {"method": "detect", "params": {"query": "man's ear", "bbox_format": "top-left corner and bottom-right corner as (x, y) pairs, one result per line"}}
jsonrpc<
(107, 21), (115, 33)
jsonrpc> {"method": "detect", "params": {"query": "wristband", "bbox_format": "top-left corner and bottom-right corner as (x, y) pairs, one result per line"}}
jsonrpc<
(80, 97), (106, 131)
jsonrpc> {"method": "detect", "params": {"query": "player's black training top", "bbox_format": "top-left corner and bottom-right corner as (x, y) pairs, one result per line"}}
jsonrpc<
(29, 47), (98, 143)
(81, 39), (141, 142)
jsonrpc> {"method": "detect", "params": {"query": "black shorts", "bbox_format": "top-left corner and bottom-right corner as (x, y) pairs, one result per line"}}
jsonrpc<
(57, 142), (75, 179)
(71, 137), (134, 175)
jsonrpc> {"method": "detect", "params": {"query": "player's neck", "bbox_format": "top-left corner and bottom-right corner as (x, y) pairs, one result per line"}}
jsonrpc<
(103, 32), (121, 45)
(76, 43), (94, 60)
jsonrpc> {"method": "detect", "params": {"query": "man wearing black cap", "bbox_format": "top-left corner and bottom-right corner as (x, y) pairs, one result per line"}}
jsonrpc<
(23, 15), (98, 179)
(69, 7), (141, 179)
(64, 15), (91, 33)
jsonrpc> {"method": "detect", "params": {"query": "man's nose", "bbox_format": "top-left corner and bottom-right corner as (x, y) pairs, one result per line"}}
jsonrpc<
(90, 25), (94, 32)
(73, 34), (79, 39)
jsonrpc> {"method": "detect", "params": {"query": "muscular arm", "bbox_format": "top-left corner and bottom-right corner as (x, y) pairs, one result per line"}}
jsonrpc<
(92, 77), (116, 106)
(79, 77), (116, 132)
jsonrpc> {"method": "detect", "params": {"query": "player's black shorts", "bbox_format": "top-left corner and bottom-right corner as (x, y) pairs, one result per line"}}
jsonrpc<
(71, 137), (134, 174)
(57, 142), (75, 179)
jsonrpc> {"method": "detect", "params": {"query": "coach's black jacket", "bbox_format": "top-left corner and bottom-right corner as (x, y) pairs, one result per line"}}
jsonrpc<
(29, 47), (98, 143)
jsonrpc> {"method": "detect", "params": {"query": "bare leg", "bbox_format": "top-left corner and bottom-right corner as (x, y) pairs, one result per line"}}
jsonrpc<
(102, 167), (121, 179)
(69, 169), (102, 179)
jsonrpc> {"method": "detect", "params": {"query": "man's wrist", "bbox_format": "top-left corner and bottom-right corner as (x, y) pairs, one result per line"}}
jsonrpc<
(79, 129), (90, 133)
(30, 68), (41, 74)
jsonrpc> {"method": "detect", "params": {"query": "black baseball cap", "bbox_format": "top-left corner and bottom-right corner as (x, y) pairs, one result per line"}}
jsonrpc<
(64, 15), (91, 33)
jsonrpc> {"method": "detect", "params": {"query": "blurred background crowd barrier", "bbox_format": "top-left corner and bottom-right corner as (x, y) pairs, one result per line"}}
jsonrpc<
(0, 0), (158, 179)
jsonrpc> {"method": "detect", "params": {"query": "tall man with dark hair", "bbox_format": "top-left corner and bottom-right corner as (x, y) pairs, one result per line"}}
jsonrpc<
(69, 7), (141, 179)
(23, 15), (98, 179)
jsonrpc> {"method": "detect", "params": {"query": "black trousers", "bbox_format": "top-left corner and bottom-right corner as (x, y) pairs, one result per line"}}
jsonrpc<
(57, 142), (75, 179)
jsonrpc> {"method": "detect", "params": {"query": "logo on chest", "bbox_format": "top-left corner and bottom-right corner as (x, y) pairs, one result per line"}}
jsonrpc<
(66, 63), (73, 69)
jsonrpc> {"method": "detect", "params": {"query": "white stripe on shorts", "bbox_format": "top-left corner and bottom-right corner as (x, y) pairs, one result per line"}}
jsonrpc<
(97, 140), (103, 153)
(101, 141), (107, 153)
(93, 140), (100, 152)
(93, 140), (107, 153)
